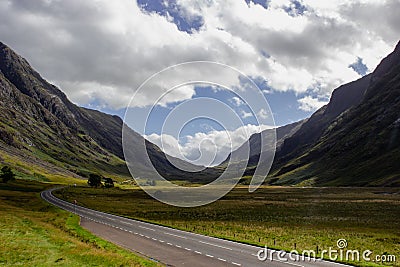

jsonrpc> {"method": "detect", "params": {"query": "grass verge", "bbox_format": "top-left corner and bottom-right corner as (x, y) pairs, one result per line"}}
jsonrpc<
(0, 180), (160, 267)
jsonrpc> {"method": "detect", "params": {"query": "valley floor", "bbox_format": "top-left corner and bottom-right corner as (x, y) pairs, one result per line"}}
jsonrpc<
(55, 185), (400, 267)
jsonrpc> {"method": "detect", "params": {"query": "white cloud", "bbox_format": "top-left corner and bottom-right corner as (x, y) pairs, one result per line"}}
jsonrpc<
(230, 96), (244, 106)
(0, 0), (398, 110)
(240, 110), (253, 119)
(257, 108), (269, 119)
(145, 124), (271, 166)
(297, 96), (329, 112)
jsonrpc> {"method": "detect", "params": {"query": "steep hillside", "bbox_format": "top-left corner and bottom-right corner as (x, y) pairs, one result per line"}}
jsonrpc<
(270, 41), (400, 186)
(221, 119), (305, 169)
(273, 73), (372, 169)
(0, 42), (131, 180)
(0, 41), (217, 183)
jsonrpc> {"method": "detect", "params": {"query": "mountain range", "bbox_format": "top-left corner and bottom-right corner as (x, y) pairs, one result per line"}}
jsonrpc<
(0, 40), (399, 186)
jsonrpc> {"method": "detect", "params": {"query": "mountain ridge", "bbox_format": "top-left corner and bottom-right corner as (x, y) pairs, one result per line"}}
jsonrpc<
(267, 40), (400, 186)
(0, 41), (218, 183)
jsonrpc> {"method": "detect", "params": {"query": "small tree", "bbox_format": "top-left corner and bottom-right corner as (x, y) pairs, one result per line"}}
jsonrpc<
(87, 173), (102, 187)
(104, 178), (114, 188)
(1, 166), (15, 183)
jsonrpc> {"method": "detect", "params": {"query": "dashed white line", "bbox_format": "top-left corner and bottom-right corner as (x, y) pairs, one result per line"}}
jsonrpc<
(218, 258), (226, 262)
(152, 238), (157, 241)
(194, 251), (202, 254)
(232, 262), (241, 266)
(139, 225), (156, 231)
(206, 254), (214, 258)
(184, 248), (191, 251)
(167, 243), (173, 246)
(198, 240), (233, 251)
(164, 232), (188, 239)
(175, 245), (182, 248)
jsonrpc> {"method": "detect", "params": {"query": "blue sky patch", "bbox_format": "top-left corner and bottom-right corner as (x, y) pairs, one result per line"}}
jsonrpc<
(284, 0), (307, 16)
(245, 0), (270, 9)
(349, 57), (369, 76)
(137, 0), (203, 33)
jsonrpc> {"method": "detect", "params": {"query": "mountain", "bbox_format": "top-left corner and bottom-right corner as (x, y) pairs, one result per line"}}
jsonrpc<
(0, 41), (218, 183)
(220, 119), (306, 173)
(247, 41), (400, 186)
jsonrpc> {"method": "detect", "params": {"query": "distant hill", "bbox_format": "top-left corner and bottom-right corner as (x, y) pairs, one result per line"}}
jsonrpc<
(0, 41), (218, 183)
(220, 119), (306, 173)
(239, 41), (400, 186)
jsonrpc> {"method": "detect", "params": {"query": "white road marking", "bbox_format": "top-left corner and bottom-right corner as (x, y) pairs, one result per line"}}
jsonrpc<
(232, 262), (241, 266)
(194, 251), (202, 254)
(185, 248), (191, 251)
(175, 245), (182, 248)
(206, 254), (214, 258)
(164, 232), (188, 239)
(218, 258), (226, 262)
(167, 243), (173, 246)
(198, 240), (233, 251)
(139, 225), (156, 231)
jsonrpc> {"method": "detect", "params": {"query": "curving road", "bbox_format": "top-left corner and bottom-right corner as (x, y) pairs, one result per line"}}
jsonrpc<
(41, 188), (352, 267)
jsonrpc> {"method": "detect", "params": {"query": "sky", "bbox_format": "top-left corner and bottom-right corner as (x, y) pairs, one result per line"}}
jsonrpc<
(1, 0), (399, 166)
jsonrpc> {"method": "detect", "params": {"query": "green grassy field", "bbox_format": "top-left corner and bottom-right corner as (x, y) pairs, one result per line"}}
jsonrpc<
(55, 185), (400, 267)
(0, 180), (160, 267)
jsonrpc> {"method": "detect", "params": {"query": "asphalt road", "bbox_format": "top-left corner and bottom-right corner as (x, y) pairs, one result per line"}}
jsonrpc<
(41, 188), (352, 267)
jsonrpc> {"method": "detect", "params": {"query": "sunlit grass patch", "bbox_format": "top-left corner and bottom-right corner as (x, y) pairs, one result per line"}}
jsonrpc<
(0, 181), (160, 267)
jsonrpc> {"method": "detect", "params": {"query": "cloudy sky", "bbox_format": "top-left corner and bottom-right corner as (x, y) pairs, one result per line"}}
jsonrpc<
(1, 0), (399, 166)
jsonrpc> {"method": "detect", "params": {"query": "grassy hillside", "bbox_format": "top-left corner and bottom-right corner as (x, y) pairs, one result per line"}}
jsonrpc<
(259, 41), (400, 186)
(0, 180), (159, 267)
(270, 43), (400, 187)
(0, 41), (220, 185)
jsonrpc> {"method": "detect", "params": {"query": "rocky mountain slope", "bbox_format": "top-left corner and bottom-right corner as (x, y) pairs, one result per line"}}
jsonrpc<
(0, 42), (217, 182)
(261, 41), (400, 186)
(220, 119), (306, 175)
